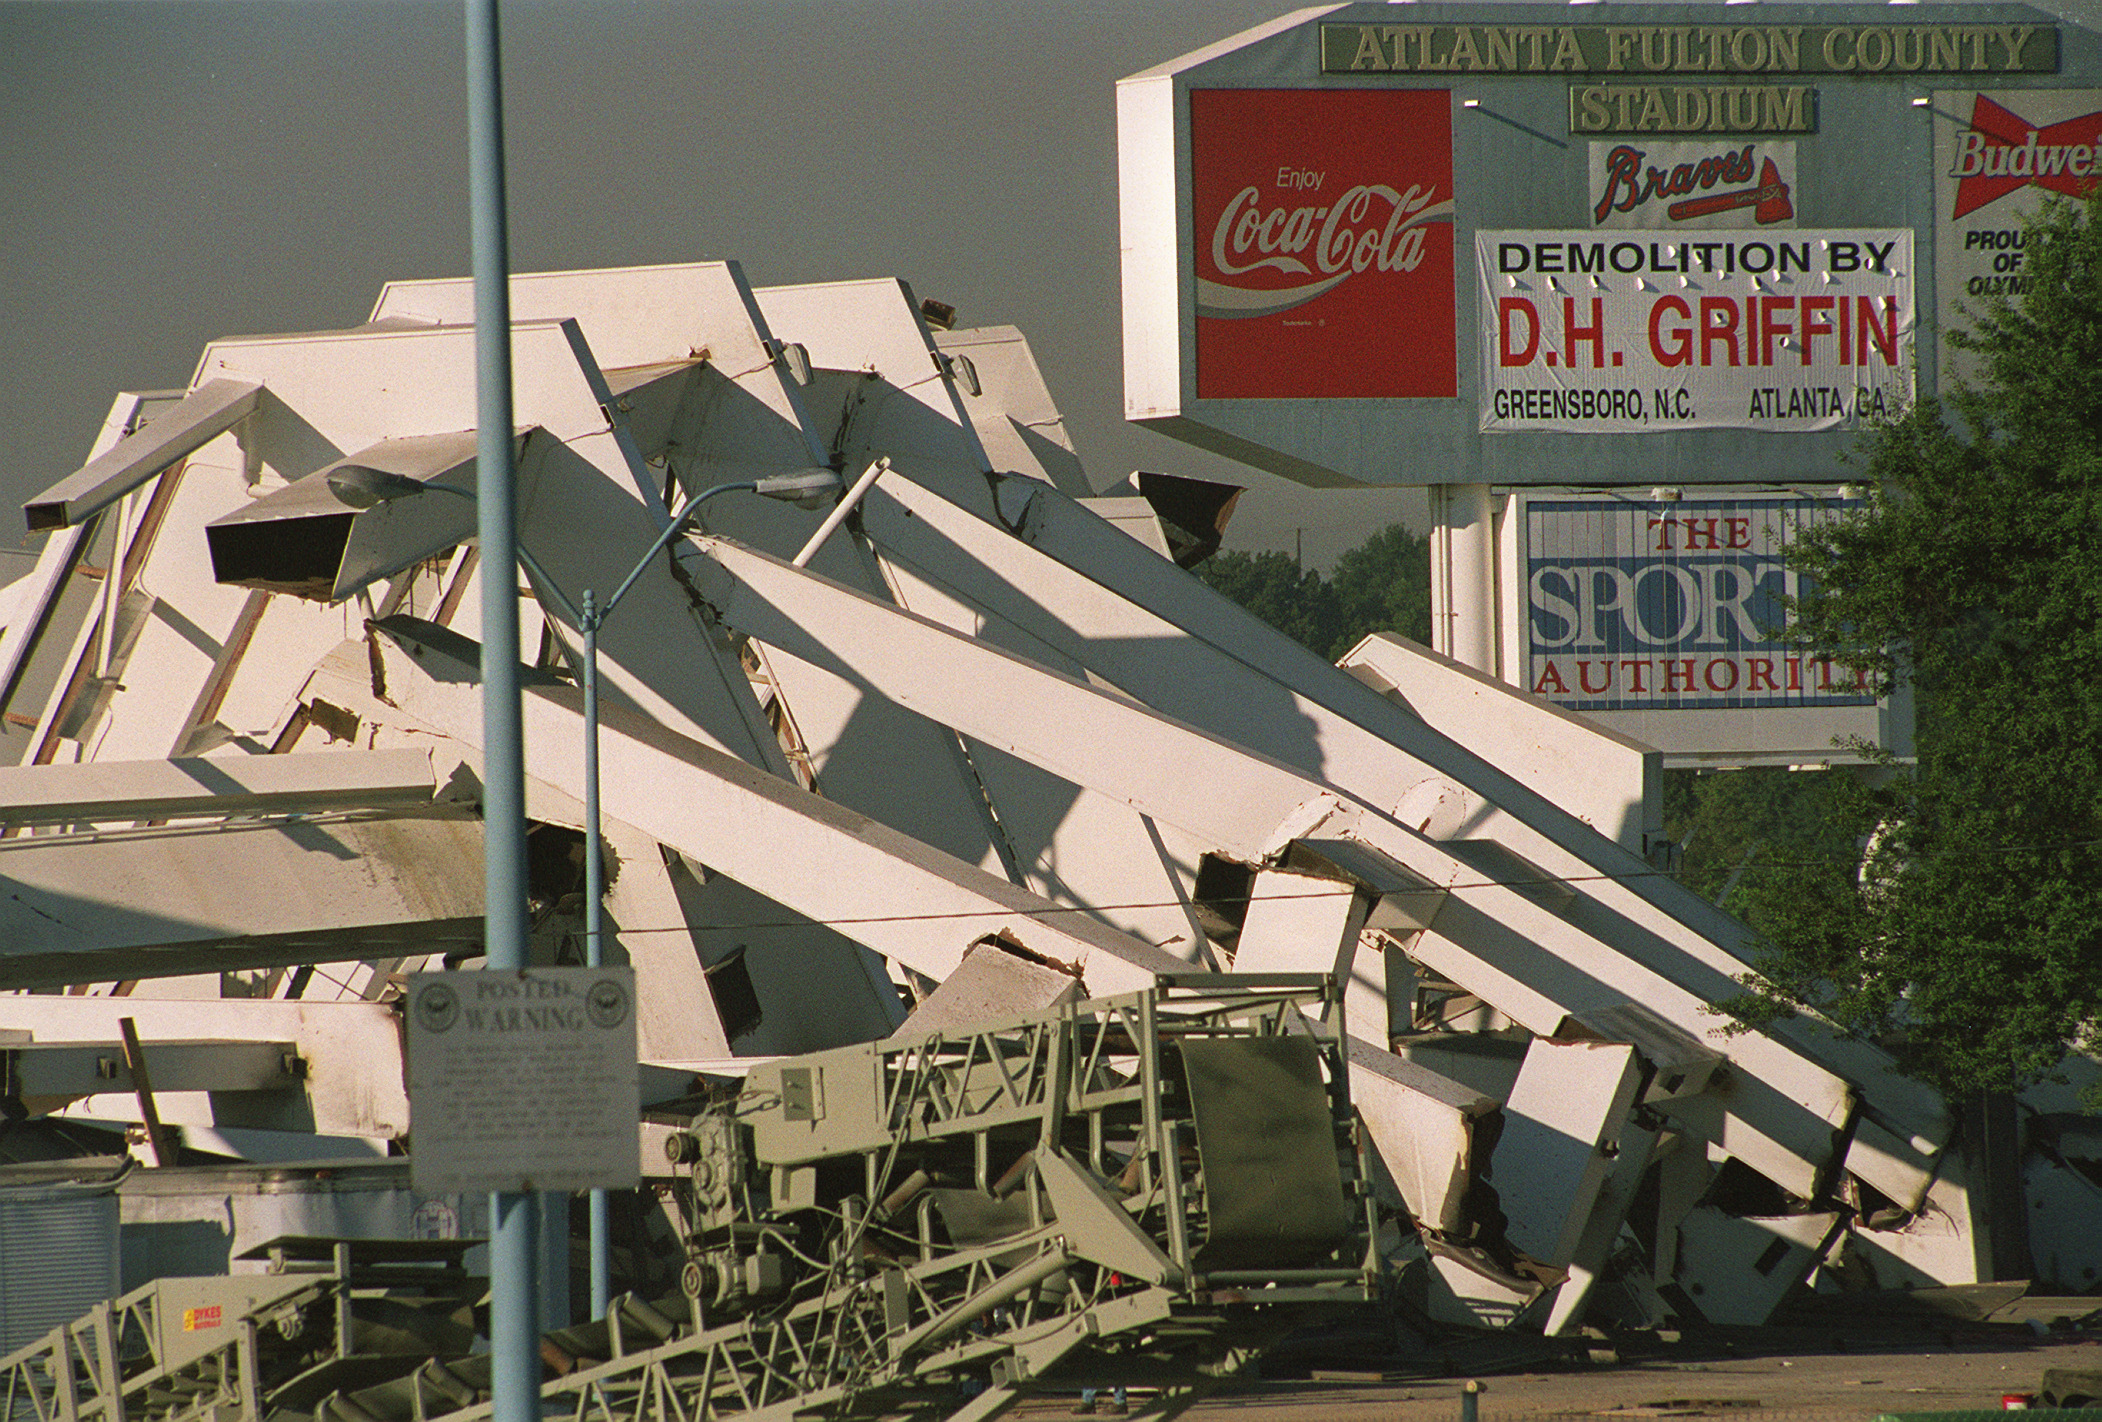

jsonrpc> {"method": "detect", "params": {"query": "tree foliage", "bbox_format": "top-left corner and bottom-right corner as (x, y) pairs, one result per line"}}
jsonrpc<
(1721, 191), (2102, 1097)
(1332, 523), (1435, 658)
(1198, 523), (1431, 660)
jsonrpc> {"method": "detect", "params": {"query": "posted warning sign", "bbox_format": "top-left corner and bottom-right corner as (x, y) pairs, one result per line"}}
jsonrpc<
(1477, 229), (1914, 433)
(406, 967), (641, 1195)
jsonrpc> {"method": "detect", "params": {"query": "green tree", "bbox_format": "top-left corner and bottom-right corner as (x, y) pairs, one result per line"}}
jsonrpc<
(1197, 549), (1345, 656)
(1198, 523), (1431, 661)
(1329, 523), (1434, 657)
(1725, 192), (2102, 1098)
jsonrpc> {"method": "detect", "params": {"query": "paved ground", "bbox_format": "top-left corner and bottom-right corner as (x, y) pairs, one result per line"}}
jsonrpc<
(1014, 1297), (2102, 1422)
(1166, 1340), (2101, 1422)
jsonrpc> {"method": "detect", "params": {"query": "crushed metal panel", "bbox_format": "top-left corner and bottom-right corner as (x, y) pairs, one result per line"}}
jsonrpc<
(0, 748), (435, 827)
(1838, 1155), (1989, 1288)
(0, 813), (484, 990)
(893, 940), (1083, 1039)
(1340, 631), (1662, 856)
(1494, 1038), (1646, 1269)
(1675, 1206), (1843, 1326)
(23, 379), (262, 533)
(1845, 1113), (1943, 1216)
(1346, 1038), (1495, 1235)
(1417, 1236), (1549, 1331)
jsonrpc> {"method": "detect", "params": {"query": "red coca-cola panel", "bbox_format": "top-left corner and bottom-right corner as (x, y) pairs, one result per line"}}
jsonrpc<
(1192, 88), (1455, 399)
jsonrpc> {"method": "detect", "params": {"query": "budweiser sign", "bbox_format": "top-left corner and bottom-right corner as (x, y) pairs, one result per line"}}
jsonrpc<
(1192, 89), (1455, 399)
(1946, 93), (2102, 218)
(1931, 90), (2102, 393)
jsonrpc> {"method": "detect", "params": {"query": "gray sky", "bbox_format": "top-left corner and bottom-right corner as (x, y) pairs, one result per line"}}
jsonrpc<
(0, 0), (1431, 573)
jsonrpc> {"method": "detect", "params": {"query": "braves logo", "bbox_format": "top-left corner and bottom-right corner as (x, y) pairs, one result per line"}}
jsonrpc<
(1594, 144), (1766, 224)
(1948, 94), (2102, 218)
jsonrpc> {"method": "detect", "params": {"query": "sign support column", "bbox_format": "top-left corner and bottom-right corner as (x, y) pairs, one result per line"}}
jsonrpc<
(1431, 482), (1499, 675)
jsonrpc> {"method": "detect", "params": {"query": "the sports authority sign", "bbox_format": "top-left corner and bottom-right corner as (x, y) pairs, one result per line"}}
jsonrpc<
(1479, 231), (1912, 433)
(1192, 88), (1456, 398)
(1932, 89), (2102, 390)
(1524, 494), (1872, 711)
(406, 967), (641, 1194)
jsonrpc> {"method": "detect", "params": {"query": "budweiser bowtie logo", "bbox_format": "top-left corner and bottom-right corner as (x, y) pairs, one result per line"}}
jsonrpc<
(1191, 88), (1456, 400)
(1948, 94), (2102, 218)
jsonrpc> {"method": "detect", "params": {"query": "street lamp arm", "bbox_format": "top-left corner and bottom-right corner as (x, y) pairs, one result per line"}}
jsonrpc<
(324, 456), (838, 1329)
(598, 480), (757, 624)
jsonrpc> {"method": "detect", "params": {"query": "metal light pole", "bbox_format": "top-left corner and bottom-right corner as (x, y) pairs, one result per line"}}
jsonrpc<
(464, 1), (536, 1419)
(328, 463), (838, 1318)
(572, 468), (834, 1316)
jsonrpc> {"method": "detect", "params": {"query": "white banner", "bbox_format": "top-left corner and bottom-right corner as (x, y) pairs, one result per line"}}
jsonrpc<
(1478, 230), (1914, 433)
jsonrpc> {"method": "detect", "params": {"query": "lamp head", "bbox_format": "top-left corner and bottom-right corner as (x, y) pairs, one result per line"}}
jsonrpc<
(327, 464), (436, 509)
(753, 468), (844, 511)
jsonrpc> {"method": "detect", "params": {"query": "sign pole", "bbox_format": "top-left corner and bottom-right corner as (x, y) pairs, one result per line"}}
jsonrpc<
(1431, 482), (1499, 675)
(466, 1), (541, 1419)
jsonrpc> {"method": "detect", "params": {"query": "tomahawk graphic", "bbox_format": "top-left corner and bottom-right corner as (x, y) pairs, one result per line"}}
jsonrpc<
(1666, 158), (1795, 225)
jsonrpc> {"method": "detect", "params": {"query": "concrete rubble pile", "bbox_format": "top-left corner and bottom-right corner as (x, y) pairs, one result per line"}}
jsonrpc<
(0, 265), (2090, 1410)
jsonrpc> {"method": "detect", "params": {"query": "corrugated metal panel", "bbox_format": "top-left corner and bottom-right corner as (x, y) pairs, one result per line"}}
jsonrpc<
(0, 1182), (120, 1356)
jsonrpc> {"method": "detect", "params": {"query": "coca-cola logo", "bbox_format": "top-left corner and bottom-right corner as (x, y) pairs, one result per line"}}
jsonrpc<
(1202, 181), (1452, 318)
(1190, 88), (1455, 400)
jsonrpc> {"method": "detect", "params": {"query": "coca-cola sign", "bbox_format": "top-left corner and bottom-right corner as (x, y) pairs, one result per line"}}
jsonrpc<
(1192, 88), (1455, 398)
